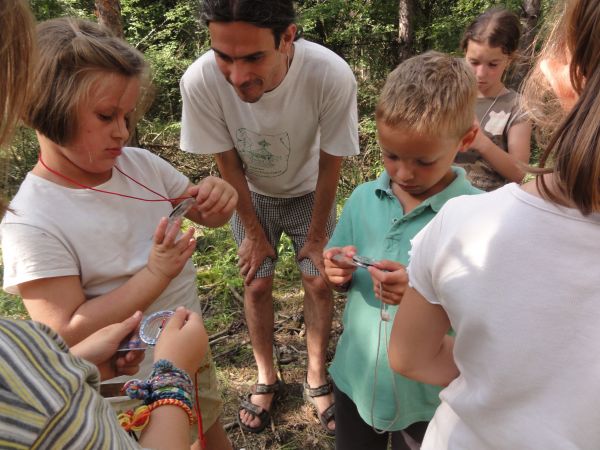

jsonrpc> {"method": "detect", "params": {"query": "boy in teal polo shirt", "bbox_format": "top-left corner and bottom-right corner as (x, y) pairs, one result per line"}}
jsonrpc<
(323, 51), (481, 449)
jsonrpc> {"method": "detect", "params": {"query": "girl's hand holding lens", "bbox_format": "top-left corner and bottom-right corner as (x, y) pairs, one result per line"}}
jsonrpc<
(188, 177), (238, 226)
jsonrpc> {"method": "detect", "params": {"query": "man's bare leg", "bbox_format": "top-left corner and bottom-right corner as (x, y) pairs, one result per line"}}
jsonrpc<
(302, 273), (335, 432)
(238, 275), (278, 429)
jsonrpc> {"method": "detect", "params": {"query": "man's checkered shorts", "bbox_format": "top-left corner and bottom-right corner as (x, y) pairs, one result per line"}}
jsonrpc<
(230, 191), (336, 278)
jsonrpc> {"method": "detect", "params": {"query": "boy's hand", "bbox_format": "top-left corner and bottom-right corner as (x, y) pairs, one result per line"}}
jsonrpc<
(323, 246), (357, 286)
(154, 307), (208, 377)
(368, 260), (408, 305)
(187, 177), (238, 227)
(70, 311), (145, 380)
(148, 217), (196, 281)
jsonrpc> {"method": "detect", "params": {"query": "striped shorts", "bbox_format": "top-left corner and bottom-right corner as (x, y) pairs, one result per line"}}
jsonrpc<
(231, 191), (336, 277)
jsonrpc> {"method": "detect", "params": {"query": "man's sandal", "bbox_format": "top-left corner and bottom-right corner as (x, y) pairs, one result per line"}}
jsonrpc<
(238, 379), (282, 434)
(303, 378), (335, 436)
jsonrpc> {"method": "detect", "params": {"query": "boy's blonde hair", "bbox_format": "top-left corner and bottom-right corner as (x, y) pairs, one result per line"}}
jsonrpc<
(376, 51), (477, 139)
(25, 18), (153, 145)
(0, 0), (35, 148)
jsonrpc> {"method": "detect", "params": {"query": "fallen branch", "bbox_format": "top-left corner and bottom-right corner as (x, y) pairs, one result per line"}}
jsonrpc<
(213, 339), (250, 360)
(227, 285), (245, 307)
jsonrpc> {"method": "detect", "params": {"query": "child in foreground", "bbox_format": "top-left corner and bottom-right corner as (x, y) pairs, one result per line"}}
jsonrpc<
(390, 0), (600, 448)
(322, 51), (480, 450)
(1, 17), (237, 449)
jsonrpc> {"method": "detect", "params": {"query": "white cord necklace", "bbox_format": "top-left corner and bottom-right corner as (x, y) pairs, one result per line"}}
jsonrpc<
(370, 282), (402, 434)
(480, 86), (506, 126)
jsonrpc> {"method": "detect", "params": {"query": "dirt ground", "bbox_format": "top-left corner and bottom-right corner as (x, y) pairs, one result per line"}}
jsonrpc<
(202, 282), (346, 450)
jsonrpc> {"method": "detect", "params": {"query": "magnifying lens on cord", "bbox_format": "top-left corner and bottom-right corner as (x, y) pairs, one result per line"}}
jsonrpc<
(168, 198), (195, 225)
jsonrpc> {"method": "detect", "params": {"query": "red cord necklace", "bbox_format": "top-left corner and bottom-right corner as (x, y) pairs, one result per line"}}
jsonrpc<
(37, 153), (189, 202)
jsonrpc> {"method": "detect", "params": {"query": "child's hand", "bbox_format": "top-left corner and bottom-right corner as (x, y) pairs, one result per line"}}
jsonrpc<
(148, 217), (196, 281)
(368, 260), (408, 305)
(468, 117), (493, 156)
(70, 311), (145, 380)
(323, 246), (357, 287)
(187, 177), (238, 227)
(154, 307), (208, 377)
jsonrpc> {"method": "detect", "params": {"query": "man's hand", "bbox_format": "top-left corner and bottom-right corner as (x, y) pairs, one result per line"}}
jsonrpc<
(368, 260), (408, 305)
(148, 217), (197, 281)
(238, 233), (276, 285)
(298, 236), (328, 276)
(322, 246), (357, 287)
(70, 311), (145, 380)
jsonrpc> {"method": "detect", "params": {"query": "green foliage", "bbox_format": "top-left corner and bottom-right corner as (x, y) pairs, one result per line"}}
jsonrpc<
(0, 128), (39, 199)
(121, 0), (210, 121)
(0, 293), (28, 319)
(414, 0), (523, 55)
(30, 0), (95, 20)
(298, 0), (399, 86)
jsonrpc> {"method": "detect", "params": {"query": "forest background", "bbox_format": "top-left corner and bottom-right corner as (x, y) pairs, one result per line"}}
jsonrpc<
(1, 1), (553, 448)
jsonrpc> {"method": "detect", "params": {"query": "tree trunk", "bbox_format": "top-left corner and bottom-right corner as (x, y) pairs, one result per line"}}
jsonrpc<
(509, 0), (541, 89)
(398, 0), (414, 62)
(95, 0), (124, 38)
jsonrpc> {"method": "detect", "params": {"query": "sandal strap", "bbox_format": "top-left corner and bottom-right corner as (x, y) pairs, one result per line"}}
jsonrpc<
(252, 379), (281, 395)
(304, 380), (333, 398)
(320, 403), (335, 424)
(239, 397), (268, 417)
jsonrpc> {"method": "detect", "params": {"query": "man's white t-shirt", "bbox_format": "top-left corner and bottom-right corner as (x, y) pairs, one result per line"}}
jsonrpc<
(1, 147), (198, 380)
(408, 183), (600, 449)
(180, 38), (359, 198)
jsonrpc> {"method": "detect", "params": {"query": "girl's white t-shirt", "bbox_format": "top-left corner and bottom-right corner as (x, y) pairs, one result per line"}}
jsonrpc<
(408, 184), (600, 450)
(1, 147), (198, 381)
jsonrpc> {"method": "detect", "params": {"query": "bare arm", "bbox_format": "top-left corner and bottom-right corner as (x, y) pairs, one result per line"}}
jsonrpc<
(472, 120), (532, 183)
(297, 151), (343, 273)
(19, 218), (196, 346)
(138, 307), (208, 450)
(214, 149), (275, 284)
(69, 311), (144, 380)
(388, 286), (458, 386)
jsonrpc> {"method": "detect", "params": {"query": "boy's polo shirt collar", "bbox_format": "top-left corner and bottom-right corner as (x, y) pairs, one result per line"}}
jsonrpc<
(373, 166), (474, 214)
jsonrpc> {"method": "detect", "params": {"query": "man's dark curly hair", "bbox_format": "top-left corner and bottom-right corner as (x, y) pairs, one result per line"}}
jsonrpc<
(200, 0), (297, 47)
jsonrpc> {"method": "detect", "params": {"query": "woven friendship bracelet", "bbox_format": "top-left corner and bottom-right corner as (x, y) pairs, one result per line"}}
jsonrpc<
(147, 371), (193, 392)
(148, 388), (193, 410)
(151, 359), (192, 381)
(148, 398), (196, 424)
(123, 359), (193, 402)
